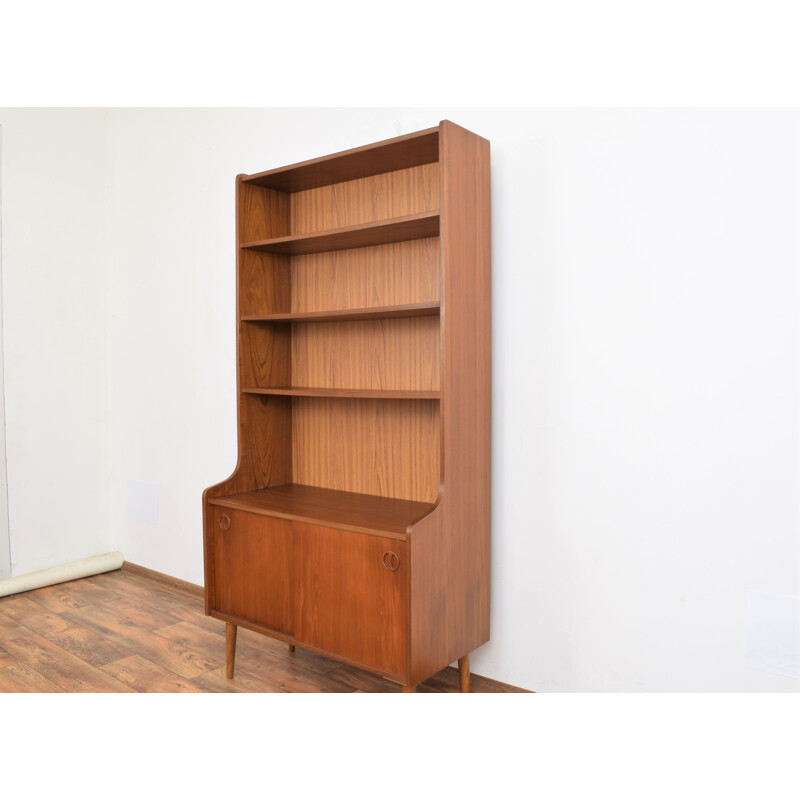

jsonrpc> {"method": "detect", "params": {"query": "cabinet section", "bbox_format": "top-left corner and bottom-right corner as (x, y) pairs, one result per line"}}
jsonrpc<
(293, 523), (408, 675)
(212, 507), (292, 634)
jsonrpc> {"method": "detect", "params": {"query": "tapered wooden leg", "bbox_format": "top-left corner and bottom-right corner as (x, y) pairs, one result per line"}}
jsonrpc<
(226, 623), (237, 679)
(288, 644), (295, 652)
(458, 654), (470, 693)
(402, 685), (417, 693)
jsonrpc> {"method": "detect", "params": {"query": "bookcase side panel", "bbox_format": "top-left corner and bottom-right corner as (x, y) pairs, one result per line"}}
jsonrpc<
(409, 121), (491, 684)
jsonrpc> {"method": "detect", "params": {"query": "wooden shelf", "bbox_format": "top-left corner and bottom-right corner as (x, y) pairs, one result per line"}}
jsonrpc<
(242, 302), (440, 324)
(242, 387), (440, 400)
(242, 127), (439, 193)
(208, 483), (435, 539)
(240, 211), (439, 256)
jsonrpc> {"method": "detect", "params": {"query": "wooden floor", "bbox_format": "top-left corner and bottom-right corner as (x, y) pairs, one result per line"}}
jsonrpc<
(0, 569), (527, 693)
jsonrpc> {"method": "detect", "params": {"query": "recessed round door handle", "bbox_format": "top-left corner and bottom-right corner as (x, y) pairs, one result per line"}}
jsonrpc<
(218, 513), (231, 531)
(383, 551), (400, 572)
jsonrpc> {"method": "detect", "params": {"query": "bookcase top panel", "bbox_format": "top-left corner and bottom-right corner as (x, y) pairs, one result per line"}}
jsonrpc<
(242, 126), (440, 193)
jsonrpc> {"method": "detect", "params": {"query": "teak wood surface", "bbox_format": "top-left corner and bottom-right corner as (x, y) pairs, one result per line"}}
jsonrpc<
(203, 121), (491, 691)
(242, 211), (439, 255)
(244, 128), (439, 193)
(209, 483), (433, 538)
(241, 300), (440, 323)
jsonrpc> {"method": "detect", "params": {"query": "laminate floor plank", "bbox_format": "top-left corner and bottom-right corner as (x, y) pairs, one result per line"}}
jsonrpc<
(0, 570), (529, 693)
(67, 582), (183, 631)
(91, 572), (198, 611)
(63, 606), (220, 679)
(2, 633), (134, 693)
(24, 584), (89, 614)
(423, 666), (530, 694)
(0, 643), (17, 668)
(155, 615), (336, 690)
(164, 603), (226, 632)
(100, 655), (203, 693)
(327, 664), (402, 692)
(156, 620), (273, 664)
(235, 626), (345, 675)
(0, 661), (62, 692)
(0, 596), (73, 636)
(40, 623), (134, 668)
(191, 666), (286, 693)
(235, 647), (357, 693)
(62, 575), (193, 634)
(164, 606), (344, 675)
(0, 610), (35, 642)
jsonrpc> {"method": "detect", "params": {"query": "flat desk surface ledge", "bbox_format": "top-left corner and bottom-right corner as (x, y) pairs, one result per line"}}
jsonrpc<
(208, 483), (436, 538)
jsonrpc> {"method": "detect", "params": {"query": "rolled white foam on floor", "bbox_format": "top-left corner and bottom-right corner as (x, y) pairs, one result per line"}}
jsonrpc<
(0, 551), (124, 598)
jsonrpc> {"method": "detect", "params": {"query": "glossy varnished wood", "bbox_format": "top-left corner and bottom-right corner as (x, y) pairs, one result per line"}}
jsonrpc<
(293, 523), (408, 675)
(208, 483), (434, 539)
(212, 507), (292, 633)
(242, 211), (439, 255)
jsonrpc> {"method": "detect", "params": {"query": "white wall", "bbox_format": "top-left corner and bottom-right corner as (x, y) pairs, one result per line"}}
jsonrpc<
(0, 109), (113, 576)
(106, 109), (800, 692)
(0, 124), (10, 580)
(4, 108), (797, 692)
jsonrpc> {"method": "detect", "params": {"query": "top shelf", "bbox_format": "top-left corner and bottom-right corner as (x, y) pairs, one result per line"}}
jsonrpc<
(241, 127), (439, 193)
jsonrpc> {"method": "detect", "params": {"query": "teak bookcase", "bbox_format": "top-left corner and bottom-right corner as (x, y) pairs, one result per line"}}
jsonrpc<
(202, 120), (490, 692)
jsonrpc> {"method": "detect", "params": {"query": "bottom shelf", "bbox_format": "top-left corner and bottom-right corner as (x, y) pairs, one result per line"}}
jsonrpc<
(208, 483), (435, 538)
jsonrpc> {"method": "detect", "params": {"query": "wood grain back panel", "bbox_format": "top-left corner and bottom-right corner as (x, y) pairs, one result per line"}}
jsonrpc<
(239, 251), (291, 317)
(237, 395), (293, 489)
(290, 163), (439, 235)
(240, 322), (291, 388)
(292, 398), (440, 503)
(240, 184), (290, 242)
(291, 317), (440, 392)
(290, 238), (440, 313)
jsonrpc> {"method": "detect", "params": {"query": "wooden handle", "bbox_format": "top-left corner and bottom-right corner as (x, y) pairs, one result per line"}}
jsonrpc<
(219, 513), (231, 531)
(382, 551), (400, 572)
